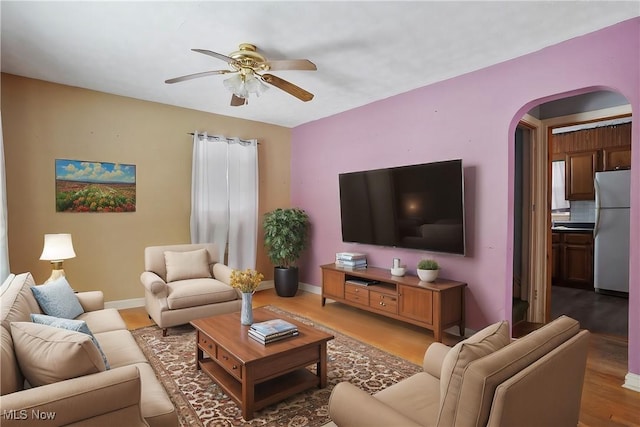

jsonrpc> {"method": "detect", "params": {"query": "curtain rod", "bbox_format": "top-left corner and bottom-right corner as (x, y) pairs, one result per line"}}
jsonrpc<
(188, 132), (259, 145)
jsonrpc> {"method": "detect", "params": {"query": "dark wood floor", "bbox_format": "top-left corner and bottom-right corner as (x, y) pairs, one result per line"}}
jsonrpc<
(120, 288), (640, 427)
(551, 285), (628, 336)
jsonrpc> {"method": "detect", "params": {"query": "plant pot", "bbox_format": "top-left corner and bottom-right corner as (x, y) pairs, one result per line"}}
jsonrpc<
(417, 269), (439, 282)
(274, 267), (299, 297)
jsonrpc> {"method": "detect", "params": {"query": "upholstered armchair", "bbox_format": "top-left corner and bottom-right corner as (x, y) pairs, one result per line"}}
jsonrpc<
(140, 244), (242, 336)
(327, 316), (589, 427)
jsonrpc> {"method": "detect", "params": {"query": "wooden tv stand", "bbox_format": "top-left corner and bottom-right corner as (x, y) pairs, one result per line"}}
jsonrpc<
(320, 264), (466, 342)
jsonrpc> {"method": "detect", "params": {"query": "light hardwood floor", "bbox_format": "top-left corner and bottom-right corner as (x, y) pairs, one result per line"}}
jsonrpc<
(120, 289), (640, 427)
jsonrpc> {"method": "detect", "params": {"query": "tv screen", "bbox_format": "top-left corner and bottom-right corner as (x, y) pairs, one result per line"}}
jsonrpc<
(339, 159), (465, 255)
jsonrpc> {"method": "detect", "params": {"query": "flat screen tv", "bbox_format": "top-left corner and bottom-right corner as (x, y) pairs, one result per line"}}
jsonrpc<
(339, 159), (465, 255)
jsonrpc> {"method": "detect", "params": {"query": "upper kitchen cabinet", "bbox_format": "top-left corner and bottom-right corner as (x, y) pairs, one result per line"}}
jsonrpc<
(603, 145), (632, 171)
(552, 121), (631, 201)
(565, 150), (598, 200)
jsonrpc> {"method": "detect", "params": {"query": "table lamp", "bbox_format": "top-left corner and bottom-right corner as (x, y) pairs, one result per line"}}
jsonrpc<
(40, 233), (76, 283)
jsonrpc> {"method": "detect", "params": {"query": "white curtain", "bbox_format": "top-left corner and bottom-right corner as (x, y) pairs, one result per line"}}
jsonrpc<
(190, 132), (258, 269)
(227, 139), (258, 269)
(190, 132), (229, 260)
(0, 113), (9, 282)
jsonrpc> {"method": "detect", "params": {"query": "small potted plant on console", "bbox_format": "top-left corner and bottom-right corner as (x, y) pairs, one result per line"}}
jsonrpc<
(417, 259), (439, 282)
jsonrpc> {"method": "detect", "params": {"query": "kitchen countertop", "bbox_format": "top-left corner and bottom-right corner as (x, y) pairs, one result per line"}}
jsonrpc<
(551, 222), (595, 233)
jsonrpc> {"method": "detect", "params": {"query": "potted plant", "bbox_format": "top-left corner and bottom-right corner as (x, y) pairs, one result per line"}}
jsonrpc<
(263, 208), (310, 297)
(417, 259), (439, 282)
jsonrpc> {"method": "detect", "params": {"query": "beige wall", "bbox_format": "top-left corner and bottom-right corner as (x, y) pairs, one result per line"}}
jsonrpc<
(1, 73), (291, 302)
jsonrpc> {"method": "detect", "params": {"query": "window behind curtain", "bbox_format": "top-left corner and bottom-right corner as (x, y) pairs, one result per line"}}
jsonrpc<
(551, 160), (570, 219)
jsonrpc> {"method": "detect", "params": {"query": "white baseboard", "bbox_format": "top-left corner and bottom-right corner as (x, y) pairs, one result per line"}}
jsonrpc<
(105, 297), (145, 310)
(257, 280), (320, 295)
(299, 282), (321, 295)
(623, 372), (640, 392)
(256, 280), (274, 291)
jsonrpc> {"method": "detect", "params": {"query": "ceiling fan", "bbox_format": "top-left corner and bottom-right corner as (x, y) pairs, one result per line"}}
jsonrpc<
(165, 43), (316, 106)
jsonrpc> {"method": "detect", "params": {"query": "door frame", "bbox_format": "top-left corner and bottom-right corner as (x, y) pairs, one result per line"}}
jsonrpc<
(518, 114), (546, 323)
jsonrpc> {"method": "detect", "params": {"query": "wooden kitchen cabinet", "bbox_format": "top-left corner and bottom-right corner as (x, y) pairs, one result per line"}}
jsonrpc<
(603, 145), (632, 171)
(565, 150), (598, 200)
(552, 232), (593, 290)
(564, 146), (631, 200)
(552, 232), (562, 282)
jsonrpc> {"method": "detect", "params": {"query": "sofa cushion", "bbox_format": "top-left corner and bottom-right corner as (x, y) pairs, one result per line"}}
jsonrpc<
(31, 314), (110, 370)
(166, 279), (238, 310)
(1, 327), (23, 395)
(76, 308), (128, 334)
(374, 371), (442, 425)
(31, 276), (85, 319)
(135, 363), (181, 426)
(10, 322), (106, 387)
(437, 320), (510, 427)
(94, 330), (149, 369)
(1, 273), (42, 331)
(164, 248), (212, 282)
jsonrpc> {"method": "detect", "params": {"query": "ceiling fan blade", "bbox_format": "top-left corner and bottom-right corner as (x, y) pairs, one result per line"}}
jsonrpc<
(165, 70), (231, 84)
(261, 74), (314, 102)
(192, 48), (237, 65)
(230, 94), (247, 107)
(264, 59), (317, 71)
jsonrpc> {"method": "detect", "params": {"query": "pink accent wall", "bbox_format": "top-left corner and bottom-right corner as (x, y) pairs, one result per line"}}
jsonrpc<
(291, 18), (639, 375)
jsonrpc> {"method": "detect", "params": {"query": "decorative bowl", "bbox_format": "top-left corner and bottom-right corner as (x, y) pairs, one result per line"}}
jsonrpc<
(390, 267), (406, 277)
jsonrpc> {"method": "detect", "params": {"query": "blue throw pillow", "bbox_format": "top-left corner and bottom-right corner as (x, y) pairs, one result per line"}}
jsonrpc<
(30, 314), (110, 370)
(31, 277), (84, 319)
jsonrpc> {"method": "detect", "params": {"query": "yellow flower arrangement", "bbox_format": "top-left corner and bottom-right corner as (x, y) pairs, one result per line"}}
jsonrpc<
(230, 268), (264, 293)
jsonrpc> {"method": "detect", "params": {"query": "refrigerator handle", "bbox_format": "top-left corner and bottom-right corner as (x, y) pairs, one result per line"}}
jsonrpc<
(594, 177), (601, 238)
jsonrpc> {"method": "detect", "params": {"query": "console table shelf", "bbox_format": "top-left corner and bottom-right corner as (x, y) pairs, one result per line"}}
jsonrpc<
(320, 264), (466, 342)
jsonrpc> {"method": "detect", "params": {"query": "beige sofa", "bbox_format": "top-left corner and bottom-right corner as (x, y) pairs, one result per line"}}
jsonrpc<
(1, 272), (178, 427)
(328, 315), (589, 427)
(140, 243), (242, 336)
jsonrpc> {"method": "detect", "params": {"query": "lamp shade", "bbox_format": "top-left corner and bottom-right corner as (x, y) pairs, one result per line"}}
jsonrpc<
(40, 234), (76, 261)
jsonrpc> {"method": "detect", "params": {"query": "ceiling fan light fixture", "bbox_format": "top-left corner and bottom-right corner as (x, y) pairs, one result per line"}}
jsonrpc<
(223, 74), (247, 98)
(223, 71), (269, 99)
(245, 73), (269, 97)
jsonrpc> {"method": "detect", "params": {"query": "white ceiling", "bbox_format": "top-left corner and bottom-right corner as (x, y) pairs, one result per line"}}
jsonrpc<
(2, 1), (639, 128)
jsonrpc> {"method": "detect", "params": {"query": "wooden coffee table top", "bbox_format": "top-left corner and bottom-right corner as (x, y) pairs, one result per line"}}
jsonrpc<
(191, 307), (334, 364)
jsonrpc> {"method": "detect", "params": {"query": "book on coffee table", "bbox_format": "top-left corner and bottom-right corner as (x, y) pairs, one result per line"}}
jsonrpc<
(249, 319), (298, 338)
(248, 328), (299, 344)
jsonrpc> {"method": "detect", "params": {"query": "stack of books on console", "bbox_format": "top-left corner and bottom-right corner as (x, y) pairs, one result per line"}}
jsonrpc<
(335, 252), (367, 269)
(248, 319), (299, 344)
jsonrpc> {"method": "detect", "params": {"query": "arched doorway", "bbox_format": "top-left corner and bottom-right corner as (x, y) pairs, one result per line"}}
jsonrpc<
(511, 89), (634, 388)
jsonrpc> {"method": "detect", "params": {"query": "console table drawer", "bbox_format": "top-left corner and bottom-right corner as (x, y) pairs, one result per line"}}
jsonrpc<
(345, 284), (370, 305)
(217, 346), (242, 379)
(370, 291), (398, 314)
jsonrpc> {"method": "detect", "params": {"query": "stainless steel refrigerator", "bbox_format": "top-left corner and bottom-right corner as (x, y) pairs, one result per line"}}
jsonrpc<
(594, 169), (630, 294)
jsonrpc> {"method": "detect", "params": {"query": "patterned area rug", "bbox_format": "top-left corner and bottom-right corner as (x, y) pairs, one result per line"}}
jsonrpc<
(132, 305), (421, 426)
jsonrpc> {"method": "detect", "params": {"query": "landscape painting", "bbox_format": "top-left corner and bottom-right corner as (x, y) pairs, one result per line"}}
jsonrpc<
(55, 159), (136, 213)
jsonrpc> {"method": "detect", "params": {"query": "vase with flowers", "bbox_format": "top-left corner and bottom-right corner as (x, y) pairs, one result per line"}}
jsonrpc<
(230, 268), (264, 325)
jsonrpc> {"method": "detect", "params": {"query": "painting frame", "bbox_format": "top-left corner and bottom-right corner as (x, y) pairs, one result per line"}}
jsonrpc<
(55, 159), (136, 213)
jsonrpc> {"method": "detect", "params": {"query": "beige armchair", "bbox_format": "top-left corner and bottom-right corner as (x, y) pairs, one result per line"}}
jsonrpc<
(140, 244), (242, 336)
(327, 315), (589, 427)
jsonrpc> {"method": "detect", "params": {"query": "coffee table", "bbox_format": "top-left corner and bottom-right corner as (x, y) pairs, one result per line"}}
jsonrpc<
(191, 307), (334, 420)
